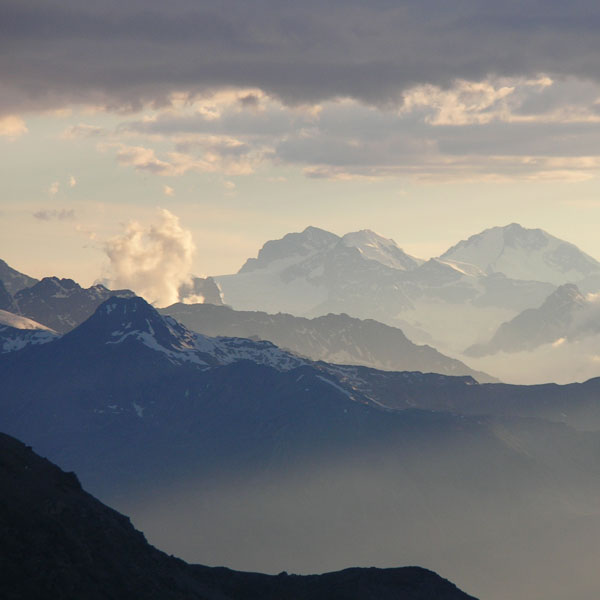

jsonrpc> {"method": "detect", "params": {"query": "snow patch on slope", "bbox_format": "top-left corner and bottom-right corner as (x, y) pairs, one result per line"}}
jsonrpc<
(0, 309), (54, 331)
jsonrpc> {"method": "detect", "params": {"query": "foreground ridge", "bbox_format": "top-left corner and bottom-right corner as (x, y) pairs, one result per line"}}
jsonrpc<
(0, 431), (477, 600)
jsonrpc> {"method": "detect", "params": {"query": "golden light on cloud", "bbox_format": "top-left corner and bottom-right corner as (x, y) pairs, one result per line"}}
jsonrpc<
(0, 115), (28, 139)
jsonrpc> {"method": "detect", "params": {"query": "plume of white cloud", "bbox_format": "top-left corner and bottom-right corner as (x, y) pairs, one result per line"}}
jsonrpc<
(104, 208), (195, 307)
(163, 185), (174, 196)
(49, 181), (60, 195)
(69, 175), (77, 187)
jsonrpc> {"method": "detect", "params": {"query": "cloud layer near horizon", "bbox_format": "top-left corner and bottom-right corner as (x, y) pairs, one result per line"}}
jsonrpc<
(5, 1), (600, 115)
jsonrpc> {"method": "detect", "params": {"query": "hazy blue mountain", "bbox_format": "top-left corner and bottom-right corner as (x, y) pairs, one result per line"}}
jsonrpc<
(0, 431), (476, 600)
(13, 276), (135, 333)
(0, 258), (38, 295)
(217, 226), (417, 317)
(441, 223), (600, 286)
(161, 302), (498, 382)
(466, 284), (589, 356)
(3, 296), (600, 599)
(211, 225), (582, 349)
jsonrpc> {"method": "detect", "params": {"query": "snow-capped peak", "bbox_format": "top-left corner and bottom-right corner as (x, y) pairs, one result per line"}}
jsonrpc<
(238, 226), (340, 274)
(72, 296), (308, 371)
(341, 230), (422, 271)
(440, 223), (600, 285)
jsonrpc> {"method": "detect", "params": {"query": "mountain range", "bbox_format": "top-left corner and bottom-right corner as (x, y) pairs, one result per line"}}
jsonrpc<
(0, 431), (476, 600)
(161, 302), (497, 382)
(1, 275), (135, 333)
(3, 296), (600, 599)
(212, 223), (600, 351)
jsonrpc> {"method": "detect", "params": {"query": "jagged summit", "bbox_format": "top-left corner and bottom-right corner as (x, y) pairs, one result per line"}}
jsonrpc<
(69, 295), (194, 351)
(342, 230), (422, 271)
(63, 296), (308, 370)
(239, 226), (340, 274)
(13, 277), (135, 333)
(440, 224), (600, 285)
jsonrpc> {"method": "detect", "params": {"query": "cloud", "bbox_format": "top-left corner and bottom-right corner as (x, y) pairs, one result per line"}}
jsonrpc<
(0, 114), (27, 139)
(106, 77), (600, 182)
(48, 181), (60, 195)
(74, 223), (97, 241)
(61, 123), (105, 139)
(33, 208), (76, 221)
(112, 142), (257, 176)
(7, 1), (600, 115)
(163, 185), (175, 196)
(104, 208), (195, 307)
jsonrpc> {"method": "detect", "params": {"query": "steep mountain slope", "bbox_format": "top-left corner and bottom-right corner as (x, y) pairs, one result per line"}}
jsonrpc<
(0, 308), (58, 354)
(0, 281), (18, 312)
(441, 223), (600, 285)
(0, 258), (38, 294)
(0, 431), (475, 600)
(13, 276), (135, 333)
(466, 284), (589, 356)
(0, 309), (54, 331)
(161, 302), (497, 382)
(341, 229), (423, 270)
(3, 297), (600, 599)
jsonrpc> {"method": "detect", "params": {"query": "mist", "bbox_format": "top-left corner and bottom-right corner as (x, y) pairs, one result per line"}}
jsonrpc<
(112, 420), (600, 600)
(104, 208), (195, 307)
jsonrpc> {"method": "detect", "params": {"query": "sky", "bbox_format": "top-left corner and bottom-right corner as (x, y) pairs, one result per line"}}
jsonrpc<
(3, 0), (600, 287)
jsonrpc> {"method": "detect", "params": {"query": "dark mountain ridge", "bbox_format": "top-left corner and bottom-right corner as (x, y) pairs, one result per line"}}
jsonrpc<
(0, 431), (476, 600)
(12, 276), (135, 333)
(3, 297), (600, 598)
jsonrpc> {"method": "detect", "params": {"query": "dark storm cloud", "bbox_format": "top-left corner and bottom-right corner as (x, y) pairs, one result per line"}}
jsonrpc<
(5, 0), (600, 114)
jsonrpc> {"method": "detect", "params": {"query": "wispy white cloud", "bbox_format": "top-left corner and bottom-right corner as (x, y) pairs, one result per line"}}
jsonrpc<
(48, 182), (60, 196)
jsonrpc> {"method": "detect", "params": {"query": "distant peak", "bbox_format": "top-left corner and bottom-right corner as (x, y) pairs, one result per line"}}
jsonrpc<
(343, 230), (422, 271)
(302, 225), (334, 236)
(238, 227), (339, 273)
(547, 283), (585, 303)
